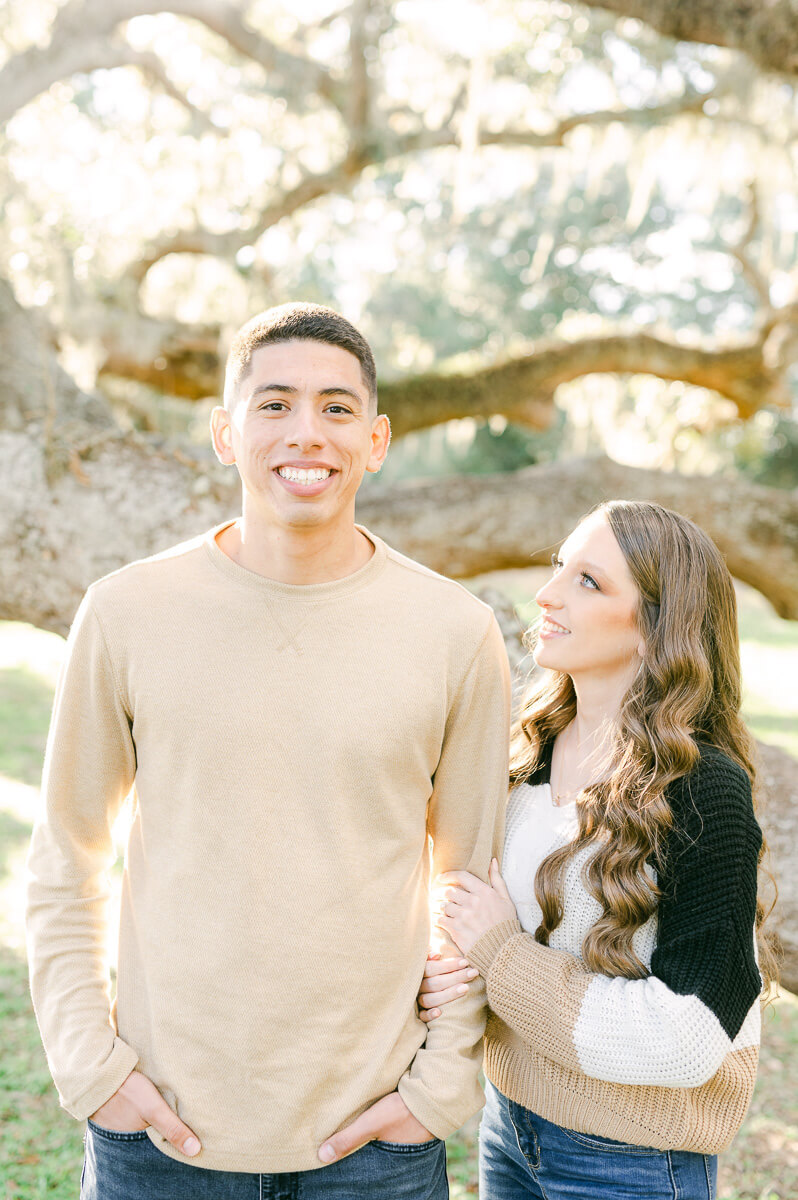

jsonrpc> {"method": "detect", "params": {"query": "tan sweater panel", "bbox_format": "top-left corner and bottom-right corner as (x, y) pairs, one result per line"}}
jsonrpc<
(469, 921), (758, 1154)
(26, 526), (511, 1172)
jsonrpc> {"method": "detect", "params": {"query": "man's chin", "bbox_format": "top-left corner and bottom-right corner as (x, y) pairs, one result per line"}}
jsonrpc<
(279, 505), (332, 529)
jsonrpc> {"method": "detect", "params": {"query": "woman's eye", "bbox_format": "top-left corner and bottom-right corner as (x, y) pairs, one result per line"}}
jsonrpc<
(551, 555), (563, 572)
(580, 572), (599, 590)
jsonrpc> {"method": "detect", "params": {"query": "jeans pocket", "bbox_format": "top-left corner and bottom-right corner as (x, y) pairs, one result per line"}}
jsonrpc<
(559, 1127), (662, 1156)
(371, 1137), (442, 1154)
(87, 1119), (150, 1142)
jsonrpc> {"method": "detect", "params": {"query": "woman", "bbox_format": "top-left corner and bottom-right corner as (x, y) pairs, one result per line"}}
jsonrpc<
(420, 500), (775, 1200)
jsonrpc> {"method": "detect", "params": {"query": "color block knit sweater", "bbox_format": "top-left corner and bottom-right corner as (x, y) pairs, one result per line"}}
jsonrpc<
(26, 524), (511, 1172)
(468, 741), (763, 1155)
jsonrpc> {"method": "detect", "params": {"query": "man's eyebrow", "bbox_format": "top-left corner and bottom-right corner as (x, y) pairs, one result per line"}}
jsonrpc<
(249, 383), (365, 405)
(250, 383), (297, 397)
(318, 386), (364, 405)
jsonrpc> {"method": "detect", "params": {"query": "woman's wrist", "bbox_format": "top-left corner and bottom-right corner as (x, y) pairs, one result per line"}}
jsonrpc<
(467, 917), (524, 976)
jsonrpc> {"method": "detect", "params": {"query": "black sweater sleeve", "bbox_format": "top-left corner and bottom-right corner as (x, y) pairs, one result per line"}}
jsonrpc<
(651, 745), (763, 1040)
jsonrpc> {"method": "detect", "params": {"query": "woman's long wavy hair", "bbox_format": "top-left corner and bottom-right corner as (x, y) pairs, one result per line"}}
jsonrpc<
(510, 500), (777, 989)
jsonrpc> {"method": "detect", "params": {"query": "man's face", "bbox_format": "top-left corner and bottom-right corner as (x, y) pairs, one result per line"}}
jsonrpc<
(211, 339), (390, 534)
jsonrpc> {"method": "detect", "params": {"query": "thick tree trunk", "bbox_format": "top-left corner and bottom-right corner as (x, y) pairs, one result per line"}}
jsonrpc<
(0, 279), (237, 631)
(357, 459), (798, 620)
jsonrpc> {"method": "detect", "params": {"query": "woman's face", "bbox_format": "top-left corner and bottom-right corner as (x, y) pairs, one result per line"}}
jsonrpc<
(533, 511), (643, 684)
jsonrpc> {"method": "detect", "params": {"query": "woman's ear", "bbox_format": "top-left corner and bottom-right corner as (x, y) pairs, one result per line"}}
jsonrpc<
(637, 639), (646, 658)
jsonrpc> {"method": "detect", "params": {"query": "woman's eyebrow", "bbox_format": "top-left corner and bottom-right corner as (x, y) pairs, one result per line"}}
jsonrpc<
(571, 559), (613, 583)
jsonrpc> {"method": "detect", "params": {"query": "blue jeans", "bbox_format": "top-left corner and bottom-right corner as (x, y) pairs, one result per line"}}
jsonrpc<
(479, 1082), (717, 1200)
(81, 1121), (448, 1199)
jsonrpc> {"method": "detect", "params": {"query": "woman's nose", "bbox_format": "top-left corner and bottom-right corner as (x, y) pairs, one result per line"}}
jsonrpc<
(535, 577), (562, 608)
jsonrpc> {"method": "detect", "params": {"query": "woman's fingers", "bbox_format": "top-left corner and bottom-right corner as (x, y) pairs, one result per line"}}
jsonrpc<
(418, 980), (473, 1009)
(423, 956), (469, 978)
(489, 857), (512, 898)
(436, 870), (481, 892)
(419, 966), (478, 994)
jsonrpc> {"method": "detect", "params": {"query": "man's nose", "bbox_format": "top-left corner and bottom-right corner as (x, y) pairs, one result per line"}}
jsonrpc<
(286, 406), (325, 449)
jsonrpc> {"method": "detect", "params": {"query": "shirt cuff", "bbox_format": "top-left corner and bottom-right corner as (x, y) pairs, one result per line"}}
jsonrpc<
(66, 1039), (140, 1121)
(397, 1074), (470, 1141)
(468, 918), (524, 977)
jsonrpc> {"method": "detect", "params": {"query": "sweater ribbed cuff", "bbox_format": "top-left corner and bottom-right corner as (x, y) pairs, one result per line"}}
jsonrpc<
(66, 1039), (140, 1121)
(468, 919), (524, 977)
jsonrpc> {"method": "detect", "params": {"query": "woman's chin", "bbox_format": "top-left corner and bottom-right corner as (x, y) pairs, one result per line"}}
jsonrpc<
(532, 642), (567, 671)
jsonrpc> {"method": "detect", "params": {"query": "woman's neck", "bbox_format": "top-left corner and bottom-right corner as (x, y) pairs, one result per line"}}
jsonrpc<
(549, 668), (636, 804)
(569, 662), (638, 738)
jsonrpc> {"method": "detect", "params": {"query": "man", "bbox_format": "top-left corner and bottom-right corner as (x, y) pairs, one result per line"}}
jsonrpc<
(26, 303), (511, 1199)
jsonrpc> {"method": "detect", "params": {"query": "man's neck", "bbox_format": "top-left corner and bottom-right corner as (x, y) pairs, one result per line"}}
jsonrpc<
(216, 516), (374, 585)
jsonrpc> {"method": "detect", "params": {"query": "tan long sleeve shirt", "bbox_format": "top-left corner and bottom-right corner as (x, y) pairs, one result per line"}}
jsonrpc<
(26, 524), (511, 1172)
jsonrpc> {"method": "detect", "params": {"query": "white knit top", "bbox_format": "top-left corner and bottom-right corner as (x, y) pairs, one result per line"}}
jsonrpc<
(502, 781), (657, 968)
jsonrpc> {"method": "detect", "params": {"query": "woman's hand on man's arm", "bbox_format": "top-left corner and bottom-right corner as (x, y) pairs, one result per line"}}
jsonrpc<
(419, 858), (518, 1022)
(417, 956), (480, 1022)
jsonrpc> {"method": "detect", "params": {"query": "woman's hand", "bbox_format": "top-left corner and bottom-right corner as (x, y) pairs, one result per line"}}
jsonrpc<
(417, 955), (480, 1022)
(434, 858), (518, 955)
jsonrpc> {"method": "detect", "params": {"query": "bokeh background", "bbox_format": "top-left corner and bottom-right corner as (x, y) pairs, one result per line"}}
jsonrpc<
(0, 1), (797, 1196)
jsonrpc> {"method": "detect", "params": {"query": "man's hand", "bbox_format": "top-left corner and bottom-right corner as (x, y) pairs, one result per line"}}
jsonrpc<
(89, 1069), (201, 1157)
(318, 1091), (434, 1163)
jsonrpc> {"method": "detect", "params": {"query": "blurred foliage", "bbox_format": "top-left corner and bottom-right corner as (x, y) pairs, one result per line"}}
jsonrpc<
(0, 0), (796, 479)
(726, 411), (798, 490)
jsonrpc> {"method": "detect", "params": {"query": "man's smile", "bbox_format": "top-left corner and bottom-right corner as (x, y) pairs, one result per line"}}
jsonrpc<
(277, 466), (334, 483)
(273, 462), (338, 495)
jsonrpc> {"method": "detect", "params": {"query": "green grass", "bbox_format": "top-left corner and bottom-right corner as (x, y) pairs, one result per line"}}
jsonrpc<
(0, 669), (57, 789)
(0, 948), (85, 1199)
(0, 599), (796, 1198)
(737, 587), (798, 759)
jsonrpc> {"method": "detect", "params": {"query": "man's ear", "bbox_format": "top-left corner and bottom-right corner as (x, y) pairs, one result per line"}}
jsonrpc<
(210, 406), (236, 465)
(366, 414), (391, 473)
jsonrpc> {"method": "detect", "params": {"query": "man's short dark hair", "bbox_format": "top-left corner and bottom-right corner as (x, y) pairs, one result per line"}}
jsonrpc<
(224, 302), (377, 411)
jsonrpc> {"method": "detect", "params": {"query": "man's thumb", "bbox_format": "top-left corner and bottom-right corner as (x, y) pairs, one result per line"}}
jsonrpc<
(318, 1110), (378, 1164)
(132, 1076), (201, 1157)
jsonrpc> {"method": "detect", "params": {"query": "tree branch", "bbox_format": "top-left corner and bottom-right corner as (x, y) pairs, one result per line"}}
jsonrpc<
(347, 0), (374, 139)
(357, 455), (798, 618)
(579, 0), (798, 78)
(99, 41), (217, 129)
(0, 0), (341, 126)
(728, 182), (772, 312)
(127, 148), (371, 284)
(126, 82), (716, 282)
(378, 329), (791, 437)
